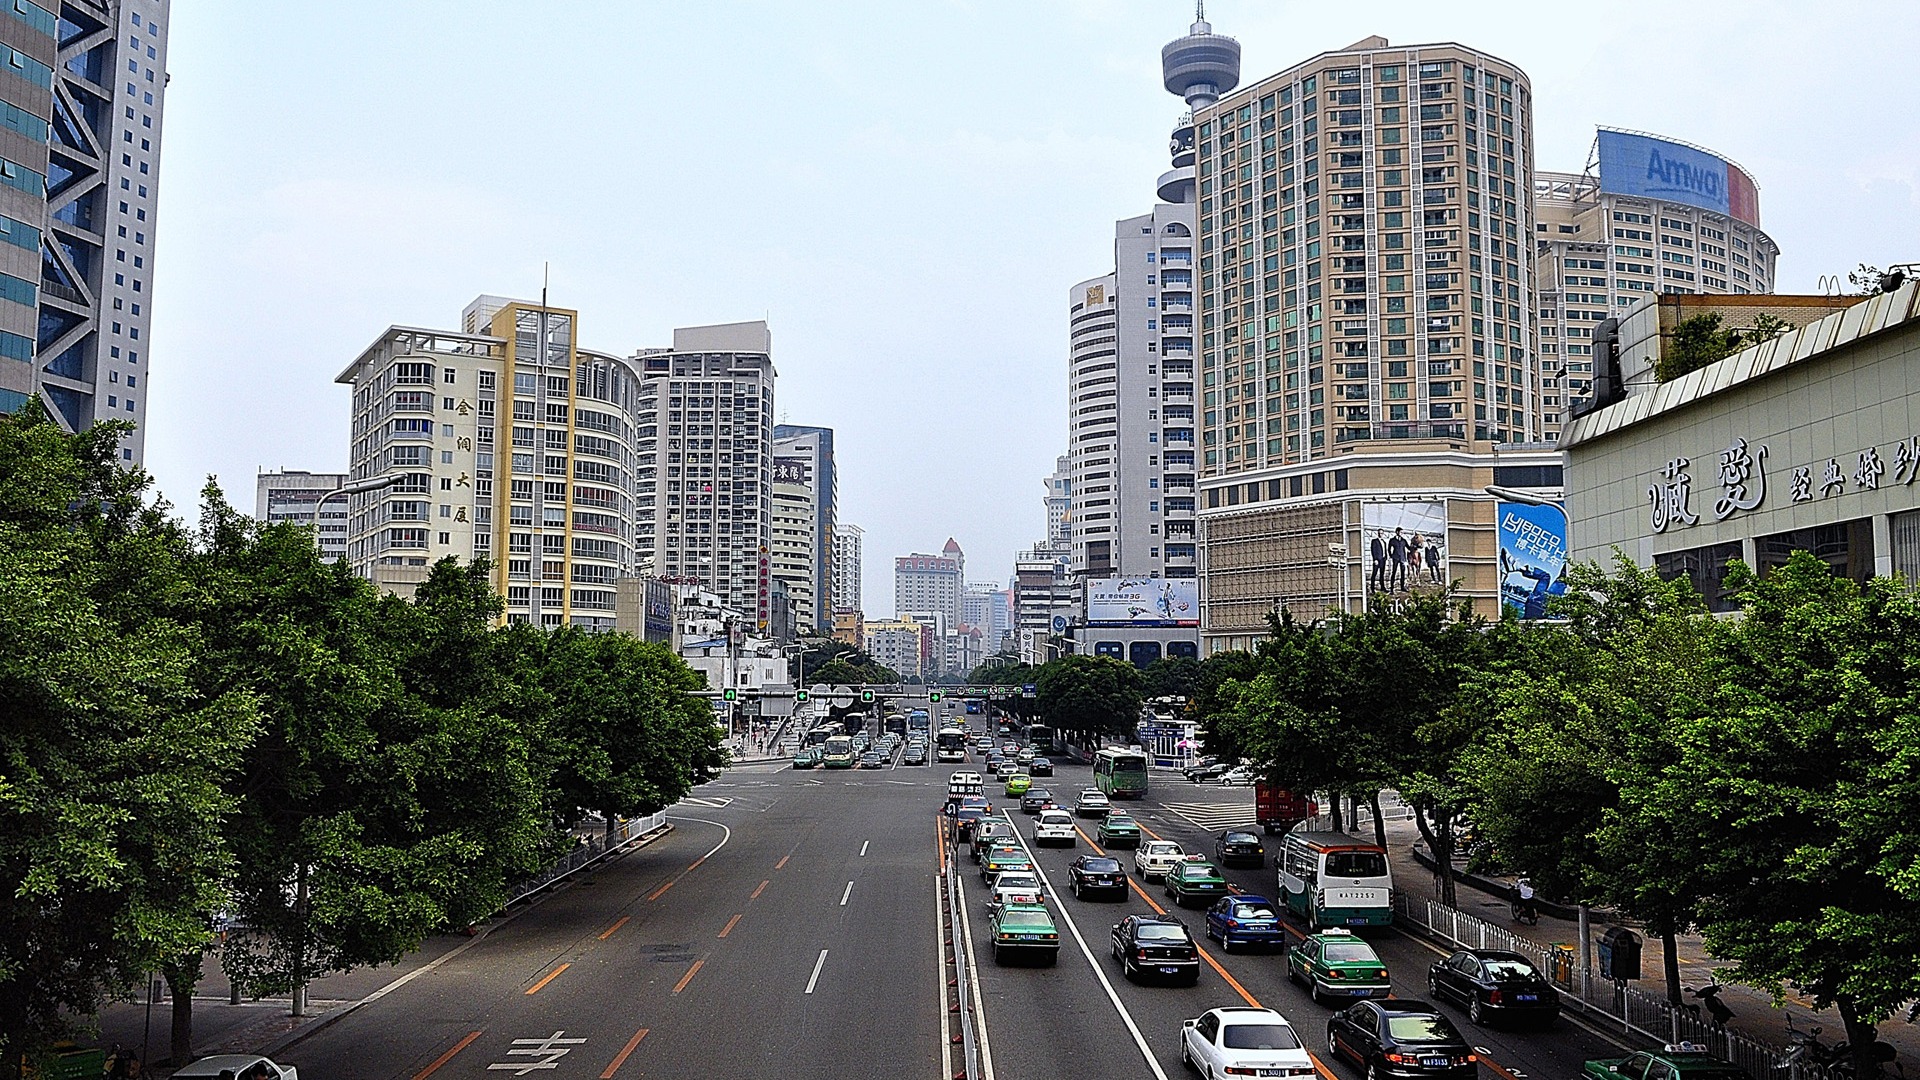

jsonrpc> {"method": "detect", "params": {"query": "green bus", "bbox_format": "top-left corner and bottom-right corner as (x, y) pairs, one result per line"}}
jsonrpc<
(821, 735), (858, 769)
(1026, 725), (1055, 755)
(1092, 748), (1149, 799)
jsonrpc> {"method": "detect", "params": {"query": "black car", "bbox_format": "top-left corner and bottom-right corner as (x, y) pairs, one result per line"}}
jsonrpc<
(858, 751), (884, 768)
(1427, 949), (1560, 1026)
(1109, 914), (1200, 985)
(1181, 757), (1222, 780)
(1067, 855), (1128, 901)
(1327, 1000), (1477, 1080)
(902, 745), (928, 766)
(951, 805), (987, 840)
(1020, 789), (1057, 815)
(1028, 757), (1053, 777)
(1214, 829), (1267, 868)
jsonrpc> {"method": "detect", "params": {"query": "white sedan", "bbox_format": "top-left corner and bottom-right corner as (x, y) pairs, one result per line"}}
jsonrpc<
(1033, 809), (1078, 847)
(172, 1057), (300, 1080)
(1134, 839), (1186, 880)
(1180, 1007), (1316, 1079)
(1074, 789), (1112, 818)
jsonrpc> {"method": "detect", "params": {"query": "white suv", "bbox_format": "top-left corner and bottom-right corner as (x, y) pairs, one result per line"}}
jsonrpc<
(1033, 809), (1077, 847)
(1180, 1007), (1315, 1079)
(1134, 840), (1186, 880)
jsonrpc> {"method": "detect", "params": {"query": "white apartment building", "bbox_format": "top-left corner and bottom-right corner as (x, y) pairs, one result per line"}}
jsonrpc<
(863, 618), (925, 679)
(894, 540), (964, 627)
(772, 424), (836, 634)
(255, 469), (348, 561)
(1045, 457), (1072, 547)
(832, 521), (863, 614)
(770, 462), (816, 633)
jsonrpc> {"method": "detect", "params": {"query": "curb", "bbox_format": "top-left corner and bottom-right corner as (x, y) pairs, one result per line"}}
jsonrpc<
(1406, 842), (1581, 921)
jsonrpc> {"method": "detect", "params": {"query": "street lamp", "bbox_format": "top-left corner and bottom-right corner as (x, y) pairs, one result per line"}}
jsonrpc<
(312, 473), (400, 558)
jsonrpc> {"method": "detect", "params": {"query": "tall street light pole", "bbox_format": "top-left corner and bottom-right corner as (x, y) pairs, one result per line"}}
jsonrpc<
(311, 474), (401, 558)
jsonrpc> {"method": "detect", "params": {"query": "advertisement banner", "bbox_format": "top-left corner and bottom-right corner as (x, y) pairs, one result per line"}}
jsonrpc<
(1361, 501), (1447, 608)
(1496, 502), (1571, 620)
(1596, 129), (1760, 227)
(1085, 577), (1199, 627)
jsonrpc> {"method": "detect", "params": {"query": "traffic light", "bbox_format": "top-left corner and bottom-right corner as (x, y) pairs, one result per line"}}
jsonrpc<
(795, 689), (810, 703)
(928, 690), (943, 703)
(722, 688), (737, 702)
(860, 689), (875, 703)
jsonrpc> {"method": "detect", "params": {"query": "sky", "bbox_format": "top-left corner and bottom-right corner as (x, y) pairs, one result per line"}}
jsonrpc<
(144, 0), (1920, 616)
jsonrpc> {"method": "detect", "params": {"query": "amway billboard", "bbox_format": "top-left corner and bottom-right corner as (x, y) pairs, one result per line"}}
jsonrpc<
(1596, 129), (1759, 227)
(1086, 577), (1199, 627)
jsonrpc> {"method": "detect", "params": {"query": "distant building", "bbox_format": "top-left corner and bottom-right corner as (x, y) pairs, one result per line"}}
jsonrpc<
(832, 607), (864, 647)
(960, 583), (1013, 654)
(770, 460), (816, 633)
(895, 539), (964, 627)
(1045, 457), (1072, 548)
(255, 470), (348, 562)
(772, 424), (837, 634)
(832, 522), (864, 614)
(1012, 543), (1074, 661)
(862, 618), (925, 679)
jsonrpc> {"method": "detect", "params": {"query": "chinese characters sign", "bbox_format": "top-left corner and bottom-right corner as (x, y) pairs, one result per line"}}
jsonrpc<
(1497, 503), (1569, 620)
(1649, 435), (1919, 533)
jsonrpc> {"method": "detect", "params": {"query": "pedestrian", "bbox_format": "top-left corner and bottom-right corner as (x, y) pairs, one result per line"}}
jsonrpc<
(1388, 528), (1409, 592)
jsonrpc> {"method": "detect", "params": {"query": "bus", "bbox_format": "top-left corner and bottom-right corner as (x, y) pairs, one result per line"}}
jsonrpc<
(935, 727), (968, 763)
(807, 722), (844, 747)
(1092, 748), (1150, 799)
(1275, 827), (1394, 928)
(1026, 725), (1055, 755)
(907, 709), (931, 735)
(821, 735), (858, 769)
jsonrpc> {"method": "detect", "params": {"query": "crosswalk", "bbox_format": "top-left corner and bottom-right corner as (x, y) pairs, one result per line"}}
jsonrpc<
(1152, 800), (1260, 832)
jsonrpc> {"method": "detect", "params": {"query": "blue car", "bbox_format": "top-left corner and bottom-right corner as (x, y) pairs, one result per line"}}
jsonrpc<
(1204, 894), (1288, 952)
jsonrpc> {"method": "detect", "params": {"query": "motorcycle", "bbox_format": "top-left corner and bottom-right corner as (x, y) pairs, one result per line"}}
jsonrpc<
(1682, 980), (1734, 1026)
(1509, 880), (1539, 925)
(1782, 1014), (1902, 1079)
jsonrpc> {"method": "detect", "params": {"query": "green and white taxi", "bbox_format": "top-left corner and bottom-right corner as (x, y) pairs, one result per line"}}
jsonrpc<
(1286, 927), (1391, 1005)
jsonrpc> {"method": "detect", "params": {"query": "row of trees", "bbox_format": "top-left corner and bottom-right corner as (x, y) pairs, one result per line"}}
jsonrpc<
(0, 406), (727, 1073)
(1201, 556), (1920, 1075)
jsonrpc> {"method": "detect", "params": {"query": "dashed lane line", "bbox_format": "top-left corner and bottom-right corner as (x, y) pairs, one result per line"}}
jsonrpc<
(597, 916), (629, 941)
(598, 1028), (648, 1079)
(411, 1030), (481, 1080)
(524, 963), (569, 995)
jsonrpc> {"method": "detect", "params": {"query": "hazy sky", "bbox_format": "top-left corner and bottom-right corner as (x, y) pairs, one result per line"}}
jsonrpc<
(144, 1), (1919, 616)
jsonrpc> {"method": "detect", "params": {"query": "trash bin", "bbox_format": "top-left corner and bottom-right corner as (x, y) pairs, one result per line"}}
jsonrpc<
(1547, 942), (1575, 988)
(1597, 926), (1642, 981)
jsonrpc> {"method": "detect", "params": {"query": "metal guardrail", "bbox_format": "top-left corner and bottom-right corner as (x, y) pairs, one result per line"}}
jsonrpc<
(944, 824), (984, 1080)
(502, 810), (669, 909)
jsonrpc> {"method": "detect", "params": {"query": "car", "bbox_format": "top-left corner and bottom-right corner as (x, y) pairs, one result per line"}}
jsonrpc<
(1427, 949), (1561, 1026)
(1020, 789), (1057, 814)
(1067, 854), (1128, 900)
(970, 819), (1014, 862)
(1205, 894), (1288, 952)
(1004, 772), (1033, 797)
(1016, 748), (1035, 765)
(981, 846), (1035, 886)
(1002, 741), (1019, 754)
(986, 878), (1047, 916)
(1288, 927), (1392, 1005)
(171, 1057), (300, 1080)
(1185, 762), (1233, 783)
(1214, 829), (1267, 868)
(1097, 810), (1143, 847)
(1327, 1000), (1478, 1080)
(1028, 756), (1053, 777)
(1220, 765), (1260, 786)
(1164, 857), (1231, 907)
(992, 870), (1044, 899)
(994, 759), (1021, 780)
(791, 748), (821, 769)
(1074, 789), (1112, 818)
(1583, 1045), (1755, 1080)
(902, 745), (929, 766)
(1109, 913), (1200, 984)
(1134, 839), (1186, 880)
(989, 902), (1059, 965)
(1181, 1007), (1315, 1079)
(858, 751), (884, 768)
(951, 805), (987, 841)
(1033, 809), (1077, 847)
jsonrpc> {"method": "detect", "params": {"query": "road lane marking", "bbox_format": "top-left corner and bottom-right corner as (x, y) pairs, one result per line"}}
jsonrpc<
(751, 879), (769, 899)
(860, 840), (870, 856)
(412, 1030), (481, 1080)
(599, 1028), (648, 1078)
(718, 914), (742, 938)
(524, 963), (569, 995)
(804, 949), (829, 993)
(672, 958), (704, 994)
(687, 856), (706, 870)
(597, 916), (629, 940)
(775, 855), (790, 870)
(645, 816), (733, 902)
(491, 1032), (585, 1073)
(645, 880), (675, 901)
(1002, 811), (1168, 1080)
(952, 845), (998, 1080)
(840, 881), (854, 906)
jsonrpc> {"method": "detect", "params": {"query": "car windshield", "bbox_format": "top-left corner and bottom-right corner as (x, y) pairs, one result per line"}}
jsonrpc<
(1484, 959), (1539, 980)
(1324, 942), (1378, 963)
(1232, 903), (1277, 919)
(1385, 1014), (1459, 1043)
(1136, 923), (1189, 941)
(1224, 832), (1259, 843)
(997, 874), (1039, 890)
(1147, 843), (1181, 856)
(1222, 1023), (1302, 1050)
(999, 909), (1052, 929)
(1179, 865), (1217, 879)
(1082, 858), (1122, 872)
(1325, 851), (1388, 878)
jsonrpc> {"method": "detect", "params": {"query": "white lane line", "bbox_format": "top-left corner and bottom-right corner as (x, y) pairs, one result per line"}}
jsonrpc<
(840, 881), (854, 906)
(860, 840), (870, 857)
(1002, 811), (1171, 1080)
(936, 872), (953, 1080)
(804, 949), (829, 994)
(954, 851), (999, 1080)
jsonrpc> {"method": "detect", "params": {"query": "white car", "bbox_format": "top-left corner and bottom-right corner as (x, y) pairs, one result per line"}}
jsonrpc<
(1220, 765), (1260, 786)
(172, 1057), (300, 1080)
(1034, 809), (1078, 847)
(1075, 789), (1112, 818)
(1134, 840), (1186, 880)
(1180, 1007), (1315, 1079)
(986, 879), (1047, 915)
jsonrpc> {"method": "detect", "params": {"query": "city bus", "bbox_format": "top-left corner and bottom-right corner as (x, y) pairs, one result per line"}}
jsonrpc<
(821, 735), (858, 769)
(807, 722), (844, 747)
(1276, 827), (1394, 928)
(1092, 748), (1150, 799)
(907, 709), (931, 735)
(1026, 725), (1055, 755)
(935, 726), (968, 763)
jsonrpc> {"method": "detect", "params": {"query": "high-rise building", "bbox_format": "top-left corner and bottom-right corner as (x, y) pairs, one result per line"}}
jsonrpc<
(772, 423), (836, 634)
(1193, 35), (1538, 472)
(862, 618), (925, 679)
(769, 461), (815, 634)
(1533, 129), (1780, 434)
(894, 539), (963, 627)
(0, 1), (170, 466)
(1012, 543), (1073, 648)
(960, 582), (1012, 653)
(339, 297), (642, 629)
(255, 469), (348, 562)
(1045, 456), (1072, 548)
(631, 321), (776, 629)
(832, 521), (863, 614)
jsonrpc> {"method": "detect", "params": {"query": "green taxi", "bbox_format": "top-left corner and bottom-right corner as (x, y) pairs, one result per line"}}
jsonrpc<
(988, 902), (1059, 965)
(981, 846), (1035, 886)
(790, 748), (821, 769)
(1163, 857), (1231, 908)
(1584, 1045), (1754, 1080)
(1287, 927), (1391, 1005)
(1004, 773), (1033, 797)
(1097, 810), (1142, 848)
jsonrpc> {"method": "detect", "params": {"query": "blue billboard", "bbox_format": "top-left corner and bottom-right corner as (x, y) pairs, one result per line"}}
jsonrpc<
(1595, 129), (1759, 226)
(1496, 502), (1569, 620)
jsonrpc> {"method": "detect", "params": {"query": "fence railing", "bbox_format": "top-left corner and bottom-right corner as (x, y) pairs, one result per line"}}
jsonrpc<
(1394, 893), (1808, 1080)
(502, 810), (669, 909)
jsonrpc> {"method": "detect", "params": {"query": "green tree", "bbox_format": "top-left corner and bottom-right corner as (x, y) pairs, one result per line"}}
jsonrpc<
(1141, 656), (1202, 702)
(1036, 655), (1146, 746)
(1654, 311), (1786, 383)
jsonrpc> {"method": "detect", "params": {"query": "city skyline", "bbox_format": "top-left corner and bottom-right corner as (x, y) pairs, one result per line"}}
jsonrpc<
(141, 1), (1919, 616)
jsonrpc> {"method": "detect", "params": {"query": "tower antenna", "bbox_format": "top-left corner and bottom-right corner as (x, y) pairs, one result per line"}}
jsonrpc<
(541, 261), (549, 309)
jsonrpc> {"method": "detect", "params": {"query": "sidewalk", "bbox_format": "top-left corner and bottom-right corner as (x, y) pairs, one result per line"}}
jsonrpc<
(1370, 810), (1920, 1061)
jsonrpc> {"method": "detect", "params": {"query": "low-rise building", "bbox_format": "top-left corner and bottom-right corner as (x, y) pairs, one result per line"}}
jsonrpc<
(255, 470), (348, 562)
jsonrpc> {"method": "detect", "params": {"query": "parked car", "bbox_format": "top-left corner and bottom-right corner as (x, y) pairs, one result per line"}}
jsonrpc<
(1427, 949), (1560, 1026)
(1219, 765), (1260, 786)
(1582, 1045), (1754, 1080)
(1185, 762), (1233, 783)
(1327, 1000), (1477, 1080)
(171, 1057), (300, 1080)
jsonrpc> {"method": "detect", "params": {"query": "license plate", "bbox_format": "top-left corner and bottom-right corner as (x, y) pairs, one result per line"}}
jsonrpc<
(1516, 993), (1538, 1001)
(1349, 987), (1371, 995)
(1421, 1058), (1448, 1067)
(1160, 966), (1182, 974)
(1258, 1071), (1285, 1077)
(1346, 917), (1369, 926)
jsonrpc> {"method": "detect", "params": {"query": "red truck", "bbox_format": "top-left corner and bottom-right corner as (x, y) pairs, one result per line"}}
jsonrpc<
(1255, 781), (1317, 835)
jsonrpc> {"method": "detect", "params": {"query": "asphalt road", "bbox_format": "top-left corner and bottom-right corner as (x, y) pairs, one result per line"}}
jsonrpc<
(264, 718), (1647, 1080)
